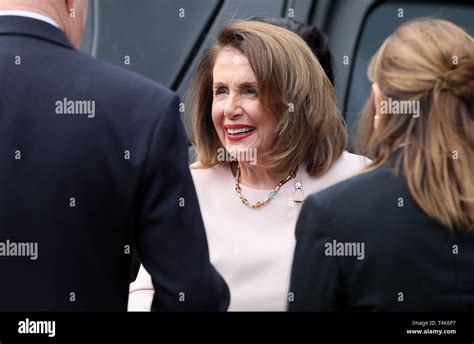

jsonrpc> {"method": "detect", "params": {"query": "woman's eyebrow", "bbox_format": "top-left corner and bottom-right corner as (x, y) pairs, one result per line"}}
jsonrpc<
(213, 81), (257, 87)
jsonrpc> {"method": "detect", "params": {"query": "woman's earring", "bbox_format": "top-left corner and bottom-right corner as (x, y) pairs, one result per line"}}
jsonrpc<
(373, 113), (381, 130)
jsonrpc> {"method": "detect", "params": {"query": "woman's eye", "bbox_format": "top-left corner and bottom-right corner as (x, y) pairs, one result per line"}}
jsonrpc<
(214, 87), (227, 96)
(244, 86), (258, 96)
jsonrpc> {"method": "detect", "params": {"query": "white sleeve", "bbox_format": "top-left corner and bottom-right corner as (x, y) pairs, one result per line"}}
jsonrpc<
(127, 264), (154, 312)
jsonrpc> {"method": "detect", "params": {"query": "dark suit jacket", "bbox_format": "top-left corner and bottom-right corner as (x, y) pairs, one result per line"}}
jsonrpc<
(289, 159), (474, 311)
(0, 16), (229, 311)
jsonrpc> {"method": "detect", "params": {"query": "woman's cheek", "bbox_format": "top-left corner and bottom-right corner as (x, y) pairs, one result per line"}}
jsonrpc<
(211, 110), (225, 143)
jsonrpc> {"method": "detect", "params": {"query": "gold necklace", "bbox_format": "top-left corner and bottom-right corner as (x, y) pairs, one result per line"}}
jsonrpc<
(234, 164), (297, 209)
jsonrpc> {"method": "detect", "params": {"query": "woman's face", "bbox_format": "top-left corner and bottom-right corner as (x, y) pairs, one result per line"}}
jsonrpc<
(212, 48), (276, 163)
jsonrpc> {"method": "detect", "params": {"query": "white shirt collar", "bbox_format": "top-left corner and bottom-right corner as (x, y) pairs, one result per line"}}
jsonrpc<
(0, 10), (60, 29)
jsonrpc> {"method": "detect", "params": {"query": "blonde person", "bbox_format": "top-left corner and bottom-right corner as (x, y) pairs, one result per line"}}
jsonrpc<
(129, 20), (369, 311)
(290, 18), (474, 311)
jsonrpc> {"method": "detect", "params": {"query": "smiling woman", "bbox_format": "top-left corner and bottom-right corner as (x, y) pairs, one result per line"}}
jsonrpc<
(128, 20), (370, 311)
(210, 47), (277, 187)
(187, 21), (350, 180)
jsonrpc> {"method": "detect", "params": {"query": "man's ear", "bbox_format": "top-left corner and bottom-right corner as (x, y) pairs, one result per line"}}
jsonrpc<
(66, 0), (75, 17)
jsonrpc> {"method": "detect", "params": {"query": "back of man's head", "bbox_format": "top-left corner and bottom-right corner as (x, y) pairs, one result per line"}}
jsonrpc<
(0, 0), (89, 48)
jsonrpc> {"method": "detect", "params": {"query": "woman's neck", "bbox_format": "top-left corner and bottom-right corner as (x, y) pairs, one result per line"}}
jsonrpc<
(234, 162), (288, 189)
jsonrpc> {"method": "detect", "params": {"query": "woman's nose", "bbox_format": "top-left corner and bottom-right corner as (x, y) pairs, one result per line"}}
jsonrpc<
(224, 94), (243, 118)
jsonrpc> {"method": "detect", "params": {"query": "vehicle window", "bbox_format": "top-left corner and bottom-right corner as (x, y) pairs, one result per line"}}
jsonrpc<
(345, 2), (474, 139)
(88, 0), (220, 88)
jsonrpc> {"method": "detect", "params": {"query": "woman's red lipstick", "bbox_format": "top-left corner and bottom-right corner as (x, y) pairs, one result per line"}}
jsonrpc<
(224, 124), (256, 141)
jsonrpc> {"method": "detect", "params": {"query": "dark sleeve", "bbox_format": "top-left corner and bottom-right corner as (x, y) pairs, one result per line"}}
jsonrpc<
(288, 195), (343, 311)
(136, 92), (230, 311)
(129, 245), (141, 283)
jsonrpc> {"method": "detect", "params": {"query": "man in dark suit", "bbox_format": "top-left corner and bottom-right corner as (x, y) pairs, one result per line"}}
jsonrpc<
(289, 158), (474, 311)
(0, 0), (229, 311)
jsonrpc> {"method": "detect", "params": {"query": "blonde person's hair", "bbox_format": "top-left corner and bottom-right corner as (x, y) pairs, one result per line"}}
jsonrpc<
(356, 18), (474, 231)
(185, 20), (347, 177)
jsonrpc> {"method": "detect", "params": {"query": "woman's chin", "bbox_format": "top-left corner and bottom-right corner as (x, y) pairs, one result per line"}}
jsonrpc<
(226, 143), (253, 153)
(225, 144), (259, 165)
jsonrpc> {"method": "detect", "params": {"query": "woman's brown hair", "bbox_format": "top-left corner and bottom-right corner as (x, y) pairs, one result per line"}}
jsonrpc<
(185, 20), (347, 177)
(356, 18), (474, 231)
